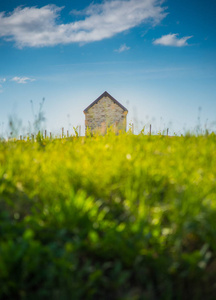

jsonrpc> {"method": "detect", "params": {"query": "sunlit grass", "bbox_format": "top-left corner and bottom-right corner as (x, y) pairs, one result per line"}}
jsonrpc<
(0, 132), (216, 299)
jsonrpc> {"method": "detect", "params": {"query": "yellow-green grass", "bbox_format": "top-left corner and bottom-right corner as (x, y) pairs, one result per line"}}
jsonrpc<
(0, 133), (216, 299)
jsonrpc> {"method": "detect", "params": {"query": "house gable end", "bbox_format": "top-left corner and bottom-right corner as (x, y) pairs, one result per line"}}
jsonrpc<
(83, 91), (128, 114)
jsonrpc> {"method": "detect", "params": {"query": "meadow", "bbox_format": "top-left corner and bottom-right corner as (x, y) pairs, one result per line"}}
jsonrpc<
(0, 132), (216, 299)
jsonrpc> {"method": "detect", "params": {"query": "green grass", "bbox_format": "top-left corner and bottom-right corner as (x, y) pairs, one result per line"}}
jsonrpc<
(0, 133), (216, 299)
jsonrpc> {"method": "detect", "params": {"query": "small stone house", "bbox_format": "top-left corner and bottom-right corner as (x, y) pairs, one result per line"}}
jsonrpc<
(83, 91), (128, 134)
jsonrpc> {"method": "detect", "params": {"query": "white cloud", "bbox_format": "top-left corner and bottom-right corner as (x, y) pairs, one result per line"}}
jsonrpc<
(153, 33), (193, 47)
(0, 78), (6, 92)
(115, 44), (130, 53)
(0, 0), (167, 48)
(11, 77), (35, 84)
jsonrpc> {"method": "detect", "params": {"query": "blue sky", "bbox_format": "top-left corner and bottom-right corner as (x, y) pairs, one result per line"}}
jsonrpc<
(0, 0), (215, 136)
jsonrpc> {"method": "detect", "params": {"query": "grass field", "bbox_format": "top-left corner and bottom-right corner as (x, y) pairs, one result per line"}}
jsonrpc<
(0, 132), (216, 299)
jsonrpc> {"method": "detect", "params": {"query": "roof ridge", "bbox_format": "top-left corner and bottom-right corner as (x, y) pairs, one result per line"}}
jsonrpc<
(83, 91), (128, 113)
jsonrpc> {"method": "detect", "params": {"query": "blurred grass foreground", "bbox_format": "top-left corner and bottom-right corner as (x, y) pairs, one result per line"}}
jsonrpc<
(0, 133), (216, 299)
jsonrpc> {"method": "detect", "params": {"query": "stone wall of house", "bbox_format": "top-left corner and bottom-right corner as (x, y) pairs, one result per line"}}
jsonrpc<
(85, 96), (127, 132)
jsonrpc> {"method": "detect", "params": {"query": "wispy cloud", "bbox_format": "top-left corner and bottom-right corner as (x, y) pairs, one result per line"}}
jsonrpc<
(0, 78), (6, 92)
(153, 33), (193, 47)
(0, 0), (167, 48)
(11, 77), (35, 84)
(115, 44), (130, 53)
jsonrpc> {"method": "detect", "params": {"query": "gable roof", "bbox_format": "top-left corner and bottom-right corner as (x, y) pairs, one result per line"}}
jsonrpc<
(83, 91), (128, 113)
